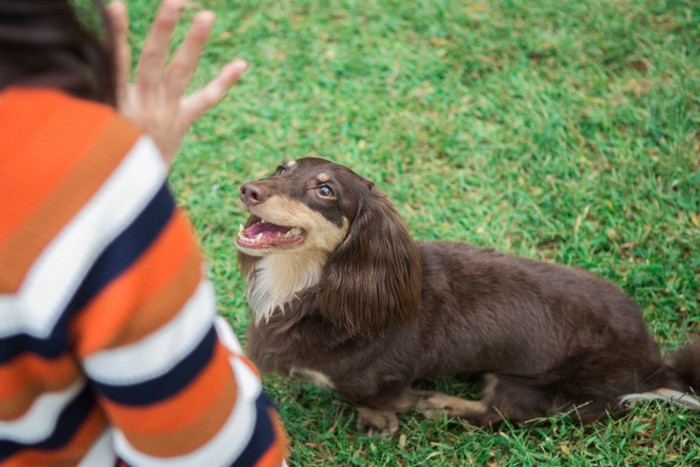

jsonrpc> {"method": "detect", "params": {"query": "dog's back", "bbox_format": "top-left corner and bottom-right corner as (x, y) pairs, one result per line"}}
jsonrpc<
(414, 241), (682, 415)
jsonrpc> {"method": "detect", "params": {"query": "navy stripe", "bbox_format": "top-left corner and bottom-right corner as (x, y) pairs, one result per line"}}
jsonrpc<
(69, 182), (174, 313)
(91, 326), (217, 406)
(0, 183), (174, 363)
(0, 383), (95, 461)
(232, 392), (278, 467)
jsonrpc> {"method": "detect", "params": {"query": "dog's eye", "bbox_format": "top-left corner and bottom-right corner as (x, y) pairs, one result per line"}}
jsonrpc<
(317, 185), (334, 198)
(276, 166), (287, 176)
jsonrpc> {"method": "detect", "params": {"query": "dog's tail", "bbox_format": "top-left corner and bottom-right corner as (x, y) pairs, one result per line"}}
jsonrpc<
(620, 388), (700, 410)
(620, 337), (700, 411)
(668, 337), (700, 390)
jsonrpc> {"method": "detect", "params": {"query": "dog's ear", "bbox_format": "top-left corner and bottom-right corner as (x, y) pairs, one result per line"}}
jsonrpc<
(317, 185), (421, 335)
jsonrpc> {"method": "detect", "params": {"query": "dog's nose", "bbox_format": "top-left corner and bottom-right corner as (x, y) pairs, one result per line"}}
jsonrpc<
(240, 182), (270, 206)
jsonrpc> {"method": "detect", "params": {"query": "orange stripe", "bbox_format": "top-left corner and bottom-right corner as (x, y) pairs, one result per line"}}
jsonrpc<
(102, 340), (237, 457)
(0, 353), (79, 420)
(0, 88), (140, 292)
(72, 211), (202, 356)
(3, 406), (109, 467)
(0, 88), (113, 243)
(0, 88), (60, 169)
(255, 408), (289, 467)
(110, 246), (203, 348)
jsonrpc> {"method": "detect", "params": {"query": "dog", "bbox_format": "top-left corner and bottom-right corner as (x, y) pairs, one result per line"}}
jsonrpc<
(236, 157), (700, 436)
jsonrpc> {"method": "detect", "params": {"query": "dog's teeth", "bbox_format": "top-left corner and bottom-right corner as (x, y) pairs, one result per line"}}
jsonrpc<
(238, 224), (246, 235)
(285, 227), (302, 237)
(254, 233), (263, 242)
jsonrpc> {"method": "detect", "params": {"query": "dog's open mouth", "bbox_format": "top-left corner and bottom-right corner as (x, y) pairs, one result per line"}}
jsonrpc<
(236, 220), (306, 249)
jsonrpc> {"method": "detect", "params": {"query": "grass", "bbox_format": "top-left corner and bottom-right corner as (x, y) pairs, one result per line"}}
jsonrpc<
(127, 0), (699, 464)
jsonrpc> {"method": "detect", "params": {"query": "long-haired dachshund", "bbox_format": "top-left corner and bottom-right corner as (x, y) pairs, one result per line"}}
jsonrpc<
(236, 157), (700, 436)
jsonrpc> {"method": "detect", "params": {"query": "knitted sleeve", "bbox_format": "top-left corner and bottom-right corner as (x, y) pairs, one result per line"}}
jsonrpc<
(0, 88), (286, 466)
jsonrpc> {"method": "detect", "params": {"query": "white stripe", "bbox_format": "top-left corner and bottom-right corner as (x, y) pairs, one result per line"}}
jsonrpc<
(77, 429), (116, 467)
(214, 316), (244, 355)
(83, 281), (217, 385)
(114, 358), (264, 466)
(0, 137), (166, 338)
(0, 380), (85, 442)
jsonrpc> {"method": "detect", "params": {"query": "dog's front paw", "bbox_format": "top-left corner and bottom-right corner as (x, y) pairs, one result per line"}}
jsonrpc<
(356, 408), (399, 438)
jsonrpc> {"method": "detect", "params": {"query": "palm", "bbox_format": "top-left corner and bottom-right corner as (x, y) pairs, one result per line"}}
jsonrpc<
(107, 0), (247, 165)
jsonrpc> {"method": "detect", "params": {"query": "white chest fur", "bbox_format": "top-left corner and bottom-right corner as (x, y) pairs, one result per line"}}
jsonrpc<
(246, 251), (326, 323)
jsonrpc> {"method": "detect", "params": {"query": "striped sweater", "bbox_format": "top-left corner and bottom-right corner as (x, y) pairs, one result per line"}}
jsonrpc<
(0, 87), (286, 466)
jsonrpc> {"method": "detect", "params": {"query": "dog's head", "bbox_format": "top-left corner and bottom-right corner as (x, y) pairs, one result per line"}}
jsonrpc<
(236, 157), (358, 258)
(237, 157), (421, 334)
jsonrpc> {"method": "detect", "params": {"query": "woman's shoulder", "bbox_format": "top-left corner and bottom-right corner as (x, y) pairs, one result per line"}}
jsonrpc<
(0, 86), (166, 296)
(0, 86), (155, 176)
(2, 86), (116, 115)
(1, 86), (138, 142)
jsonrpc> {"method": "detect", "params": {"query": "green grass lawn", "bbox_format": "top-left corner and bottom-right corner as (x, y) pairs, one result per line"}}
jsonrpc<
(129, 0), (699, 464)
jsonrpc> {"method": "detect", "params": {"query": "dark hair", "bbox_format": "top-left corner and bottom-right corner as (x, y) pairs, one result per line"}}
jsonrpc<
(0, 0), (116, 105)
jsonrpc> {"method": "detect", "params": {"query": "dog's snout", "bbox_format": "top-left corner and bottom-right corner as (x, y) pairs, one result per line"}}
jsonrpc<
(240, 182), (270, 206)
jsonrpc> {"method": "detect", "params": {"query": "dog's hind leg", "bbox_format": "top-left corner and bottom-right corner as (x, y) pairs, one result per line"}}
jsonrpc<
(411, 374), (587, 427)
(415, 392), (490, 420)
(355, 375), (558, 435)
(412, 374), (498, 425)
(465, 374), (611, 426)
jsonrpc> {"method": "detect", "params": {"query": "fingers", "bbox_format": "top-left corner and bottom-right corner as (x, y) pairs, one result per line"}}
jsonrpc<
(111, 0), (248, 165)
(137, 0), (186, 99)
(106, 1), (131, 109)
(164, 10), (216, 102)
(181, 59), (248, 125)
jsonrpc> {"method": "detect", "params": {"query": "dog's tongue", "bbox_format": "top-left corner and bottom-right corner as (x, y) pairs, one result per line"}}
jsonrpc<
(246, 221), (291, 237)
(237, 220), (305, 249)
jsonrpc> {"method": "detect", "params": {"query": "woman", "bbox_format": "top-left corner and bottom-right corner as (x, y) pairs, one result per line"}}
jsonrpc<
(0, 0), (287, 465)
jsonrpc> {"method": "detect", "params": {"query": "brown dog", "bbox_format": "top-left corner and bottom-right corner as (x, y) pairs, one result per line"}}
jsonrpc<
(236, 157), (700, 436)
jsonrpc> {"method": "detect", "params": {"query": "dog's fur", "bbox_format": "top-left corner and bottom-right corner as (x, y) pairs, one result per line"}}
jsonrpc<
(236, 157), (700, 436)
